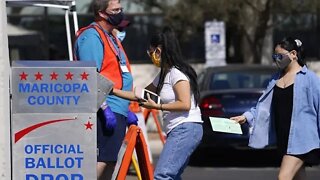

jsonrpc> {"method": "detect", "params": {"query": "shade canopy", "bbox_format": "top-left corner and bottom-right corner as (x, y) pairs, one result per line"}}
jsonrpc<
(6, 0), (78, 61)
(7, 23), (37, 36)
(7, 23), (40, 46)
(6, 0), (74, 6)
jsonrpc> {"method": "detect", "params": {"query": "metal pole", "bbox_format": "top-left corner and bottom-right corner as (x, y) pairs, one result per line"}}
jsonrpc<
(32, 3), (69, 9)
(44, 7), (50, 59)
(0, 0), (11, 179)
(65, 9), (73, 61)
(318, 2), (320, 59)
(72, 0), (79, 34)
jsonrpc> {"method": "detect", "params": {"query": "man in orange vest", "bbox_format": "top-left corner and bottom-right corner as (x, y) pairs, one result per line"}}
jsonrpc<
(74, 0), (133, 179)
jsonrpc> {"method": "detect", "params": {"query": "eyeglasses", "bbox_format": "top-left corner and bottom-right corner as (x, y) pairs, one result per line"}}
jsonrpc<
(146, 49), (155, 57)
(105, 7), (123, 15)
(272, 54), (284, 61)
(272, 52), (290, 61)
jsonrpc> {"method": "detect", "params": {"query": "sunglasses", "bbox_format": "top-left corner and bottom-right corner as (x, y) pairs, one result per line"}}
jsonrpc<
(272, 52), (290, 61)
(146, 49), (156, 57)
(272, 54), (284, 61)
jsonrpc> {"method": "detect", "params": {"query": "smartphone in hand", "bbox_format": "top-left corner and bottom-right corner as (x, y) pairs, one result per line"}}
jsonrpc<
(135, 87), (161, 104)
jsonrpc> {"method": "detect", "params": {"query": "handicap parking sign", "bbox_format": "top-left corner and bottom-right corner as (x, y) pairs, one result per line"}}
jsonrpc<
(211, 34), (220, 44)
(205, 21), (226, 66)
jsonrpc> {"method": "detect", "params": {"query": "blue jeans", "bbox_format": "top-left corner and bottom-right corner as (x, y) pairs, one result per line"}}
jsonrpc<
(154, 122), (203, 180)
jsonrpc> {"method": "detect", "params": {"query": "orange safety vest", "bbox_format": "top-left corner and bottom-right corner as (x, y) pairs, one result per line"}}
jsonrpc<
(75, 24), (132, 89)
(129, 101), (142, 113)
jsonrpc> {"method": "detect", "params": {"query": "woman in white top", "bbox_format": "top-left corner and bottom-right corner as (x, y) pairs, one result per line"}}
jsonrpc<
(113, 27), (203, 179)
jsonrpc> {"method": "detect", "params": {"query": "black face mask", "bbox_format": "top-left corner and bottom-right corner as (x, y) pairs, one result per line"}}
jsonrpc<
(106, 12), (124, 26)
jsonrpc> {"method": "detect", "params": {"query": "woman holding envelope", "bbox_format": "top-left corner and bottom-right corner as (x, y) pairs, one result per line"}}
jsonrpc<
(231, 37), (320, 180)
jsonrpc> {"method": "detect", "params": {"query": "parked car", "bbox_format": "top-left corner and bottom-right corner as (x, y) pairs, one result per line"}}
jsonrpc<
(197, 64), (277, 149)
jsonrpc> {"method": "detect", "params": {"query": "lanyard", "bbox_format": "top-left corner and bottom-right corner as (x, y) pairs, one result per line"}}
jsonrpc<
(94, 23), (124, 64)
(105, 32), (124, 64)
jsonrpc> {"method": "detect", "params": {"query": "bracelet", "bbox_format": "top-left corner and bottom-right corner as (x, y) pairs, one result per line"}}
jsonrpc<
(160, 103), (163, 111)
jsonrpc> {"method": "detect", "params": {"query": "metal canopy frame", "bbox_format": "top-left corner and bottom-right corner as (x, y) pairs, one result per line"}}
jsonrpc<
(6, 0), (79, 61)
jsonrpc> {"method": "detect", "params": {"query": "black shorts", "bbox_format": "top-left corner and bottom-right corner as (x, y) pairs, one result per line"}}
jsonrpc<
(292, 149), (320, 167)
(97, 109), (127, 162)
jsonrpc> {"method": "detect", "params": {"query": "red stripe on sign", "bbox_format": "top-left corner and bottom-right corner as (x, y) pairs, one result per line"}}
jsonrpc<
(14, 118), (75, 143)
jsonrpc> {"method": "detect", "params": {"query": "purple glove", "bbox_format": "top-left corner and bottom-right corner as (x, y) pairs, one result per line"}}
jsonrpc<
(127, 110), (138, 126)
(103, 106), (117, 131)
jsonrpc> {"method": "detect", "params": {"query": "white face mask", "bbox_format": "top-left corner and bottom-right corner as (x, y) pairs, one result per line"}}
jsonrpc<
(117, 31), (126, 42)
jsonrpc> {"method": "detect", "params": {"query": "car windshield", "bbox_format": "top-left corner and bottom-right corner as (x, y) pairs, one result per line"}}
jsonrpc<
(209, 70), (273, 90)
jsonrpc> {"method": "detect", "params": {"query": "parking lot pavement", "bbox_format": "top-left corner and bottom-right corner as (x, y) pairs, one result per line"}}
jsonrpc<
(147, 132), (164, 155)
(126, 132), (320, 179)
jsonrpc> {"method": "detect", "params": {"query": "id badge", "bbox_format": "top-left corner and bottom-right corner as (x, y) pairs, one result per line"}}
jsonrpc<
(120, 65), (129, 73)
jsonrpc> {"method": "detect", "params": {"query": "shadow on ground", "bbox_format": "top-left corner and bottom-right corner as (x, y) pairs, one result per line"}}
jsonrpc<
(189, 147), (282, 167)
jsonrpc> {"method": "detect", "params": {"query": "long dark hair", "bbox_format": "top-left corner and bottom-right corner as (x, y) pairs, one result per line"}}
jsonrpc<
(150, 27), (200, 106)
(275, 37), (305, 67)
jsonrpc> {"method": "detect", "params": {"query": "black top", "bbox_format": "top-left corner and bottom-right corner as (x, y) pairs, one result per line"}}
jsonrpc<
(272, 84), (320, 166)
(272, 84), (294, 155)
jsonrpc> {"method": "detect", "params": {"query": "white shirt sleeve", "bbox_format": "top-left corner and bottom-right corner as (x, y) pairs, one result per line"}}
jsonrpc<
(170, 68), (189, 86)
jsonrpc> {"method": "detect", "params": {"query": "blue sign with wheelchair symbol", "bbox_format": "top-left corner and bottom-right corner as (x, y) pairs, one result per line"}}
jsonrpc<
(211, 34), (220, 44)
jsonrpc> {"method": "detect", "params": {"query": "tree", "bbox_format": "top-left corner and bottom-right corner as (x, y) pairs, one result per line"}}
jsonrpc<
(138, 0), (320, 64)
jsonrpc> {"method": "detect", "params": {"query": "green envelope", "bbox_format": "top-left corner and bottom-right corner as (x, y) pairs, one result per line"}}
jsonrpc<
(209, 117), (243, 134)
